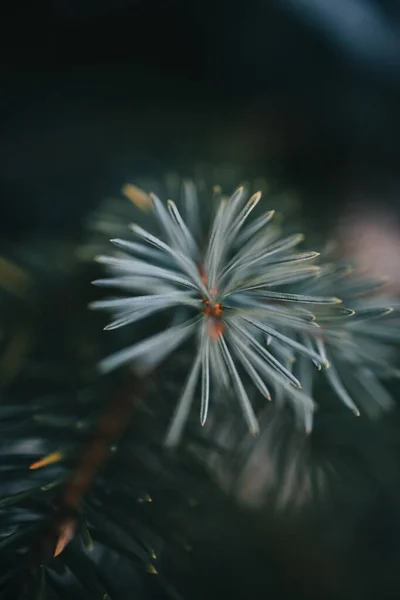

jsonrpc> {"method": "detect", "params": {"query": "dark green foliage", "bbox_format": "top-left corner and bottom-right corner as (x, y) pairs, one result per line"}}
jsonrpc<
(1, 177), (400, 600)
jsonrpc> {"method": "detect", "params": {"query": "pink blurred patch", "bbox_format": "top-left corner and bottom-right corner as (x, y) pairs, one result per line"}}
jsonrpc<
(336, 205), (400, 293)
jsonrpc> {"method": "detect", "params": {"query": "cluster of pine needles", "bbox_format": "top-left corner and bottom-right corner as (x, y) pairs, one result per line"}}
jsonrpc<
(1, 168), (400, 600)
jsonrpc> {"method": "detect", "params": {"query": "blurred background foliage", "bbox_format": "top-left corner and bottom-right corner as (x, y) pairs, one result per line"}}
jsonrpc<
(1, 0), (400, 598)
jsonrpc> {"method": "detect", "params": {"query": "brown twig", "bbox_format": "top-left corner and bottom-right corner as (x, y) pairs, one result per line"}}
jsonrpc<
(53, 373), (143, 556)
